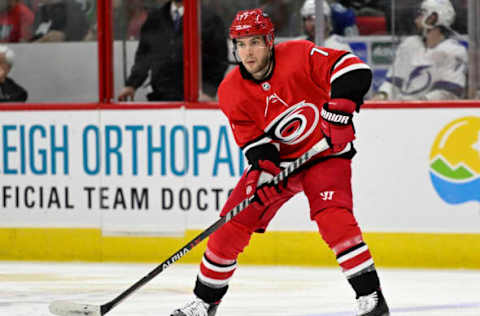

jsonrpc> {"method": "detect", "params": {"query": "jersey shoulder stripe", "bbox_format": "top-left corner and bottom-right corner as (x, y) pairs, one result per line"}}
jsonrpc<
(330, 52), (370, 83)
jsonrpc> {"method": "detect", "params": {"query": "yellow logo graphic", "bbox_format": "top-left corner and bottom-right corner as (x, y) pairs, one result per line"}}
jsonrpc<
(429, 116), (480, 204)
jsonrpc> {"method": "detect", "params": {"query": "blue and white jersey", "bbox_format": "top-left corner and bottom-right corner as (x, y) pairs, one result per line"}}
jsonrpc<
(295, 34), (351, 52)
(378, 35), (468, 100)
(324, 34), (351, 51)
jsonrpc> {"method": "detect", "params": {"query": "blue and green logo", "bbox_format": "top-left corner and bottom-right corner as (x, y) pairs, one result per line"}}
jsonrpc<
(429, 116), (480, 204)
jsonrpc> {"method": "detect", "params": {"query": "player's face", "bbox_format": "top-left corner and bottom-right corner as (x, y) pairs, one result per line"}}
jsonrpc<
(303, 16), (315, 39)
(236, 36), (271, 79)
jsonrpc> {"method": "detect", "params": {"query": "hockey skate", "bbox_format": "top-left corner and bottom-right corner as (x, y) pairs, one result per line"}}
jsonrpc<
(355, 290), (390, 316)
(170, 297), (219, 316)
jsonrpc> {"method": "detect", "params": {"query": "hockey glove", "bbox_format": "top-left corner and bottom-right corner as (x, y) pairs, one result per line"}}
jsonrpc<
(245, 160), (285, 208)
(320, 98), (356, 153)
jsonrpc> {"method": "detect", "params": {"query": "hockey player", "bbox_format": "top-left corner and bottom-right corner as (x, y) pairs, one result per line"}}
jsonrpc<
(171, 8), (389, 316)
(372, 0), (467, 101)
(300, 0), (351, 51)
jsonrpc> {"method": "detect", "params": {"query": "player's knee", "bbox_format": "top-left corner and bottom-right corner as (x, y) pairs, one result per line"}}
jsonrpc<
(207, 221), (252, 260)
(313, 207), (363, 254)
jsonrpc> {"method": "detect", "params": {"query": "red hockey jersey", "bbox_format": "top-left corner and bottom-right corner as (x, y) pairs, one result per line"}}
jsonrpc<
(218, 40), (370, 161)
(0, 3), (34, 43)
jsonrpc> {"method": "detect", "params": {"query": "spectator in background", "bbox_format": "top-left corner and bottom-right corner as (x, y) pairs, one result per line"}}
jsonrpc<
(300, 0), (351, 51)
(113, 0), (147, 40)
(31, 0), (89, 42)
(341, 0), (385, 16)
(383, 0), (467, 36)
(340, 0), (386, 35)
(450, 0), (467, 34)
(77, 0), (97, 39)
(75, 0), (96, 24)
(118, 0), (228, 101)
(383, 0), (425, 35)
(260, 0), (294, 37)
(21, 0), (40, 12)
(0, 0), (34, 42)
(84, 0), (148, 41)
(0, 45), (27, 102)
(329, 1), (359, 36)
(372, 0), (467, 101)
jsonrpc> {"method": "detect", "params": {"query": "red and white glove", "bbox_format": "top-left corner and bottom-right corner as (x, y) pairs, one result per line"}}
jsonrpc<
(320, 98), (356, 153)
(245, 160), (285, 208)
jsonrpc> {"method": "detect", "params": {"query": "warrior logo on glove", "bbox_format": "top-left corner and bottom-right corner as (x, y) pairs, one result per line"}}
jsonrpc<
(319, 98), (356, 152)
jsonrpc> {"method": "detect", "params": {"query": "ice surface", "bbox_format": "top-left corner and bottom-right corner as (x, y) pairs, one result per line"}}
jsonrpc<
(1, 261), (479, 316)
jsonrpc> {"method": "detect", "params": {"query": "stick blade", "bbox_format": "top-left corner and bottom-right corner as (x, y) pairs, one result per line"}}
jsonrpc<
(49, 300), (102, 316)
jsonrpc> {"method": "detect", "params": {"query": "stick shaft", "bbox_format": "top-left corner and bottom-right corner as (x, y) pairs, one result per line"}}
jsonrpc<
(101, 217), (226, 314)
(102, 138), (329, 315)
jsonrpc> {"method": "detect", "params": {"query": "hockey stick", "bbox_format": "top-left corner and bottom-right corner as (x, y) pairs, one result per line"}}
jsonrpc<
(49, 138), (330, 316)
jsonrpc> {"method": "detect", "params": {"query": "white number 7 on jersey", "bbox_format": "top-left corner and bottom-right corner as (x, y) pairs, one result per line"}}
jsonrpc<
(310, 47), (329, 56)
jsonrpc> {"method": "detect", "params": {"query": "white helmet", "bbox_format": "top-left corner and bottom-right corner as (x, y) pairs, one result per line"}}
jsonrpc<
(0, 45), (14, 67)
(301, 0), (331, 19)
(420, 0), (455, 29)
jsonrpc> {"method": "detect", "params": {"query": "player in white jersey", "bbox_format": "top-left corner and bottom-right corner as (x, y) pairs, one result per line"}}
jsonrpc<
(299, 0), (351, 51)
(373, 0), (467, 101)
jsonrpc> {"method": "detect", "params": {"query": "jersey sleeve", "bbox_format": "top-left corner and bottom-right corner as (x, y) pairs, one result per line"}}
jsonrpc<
(304, 41), (370, 91)
(49, 5), (67, 31)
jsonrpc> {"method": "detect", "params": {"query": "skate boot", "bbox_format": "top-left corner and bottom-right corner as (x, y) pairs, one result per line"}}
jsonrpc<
(355, 290), (390, 316)
(170, 297), (219, 316)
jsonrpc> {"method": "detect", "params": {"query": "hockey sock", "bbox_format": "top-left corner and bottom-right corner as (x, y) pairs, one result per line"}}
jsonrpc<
(194, 248), (238, 304)
(314, 208), (380, 297)
(194, 276), (229, 304)
(336, 242), (374, 278)
(194, 220), (251, 303)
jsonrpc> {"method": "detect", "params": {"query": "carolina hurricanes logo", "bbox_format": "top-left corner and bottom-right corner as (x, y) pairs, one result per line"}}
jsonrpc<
(264, 100), (319, 145)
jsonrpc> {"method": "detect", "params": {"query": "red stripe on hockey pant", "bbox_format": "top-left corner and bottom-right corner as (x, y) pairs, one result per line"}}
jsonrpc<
(339, 249), (372, 271)
(207, 221), (252, 260)
(313, 207), (363, 254)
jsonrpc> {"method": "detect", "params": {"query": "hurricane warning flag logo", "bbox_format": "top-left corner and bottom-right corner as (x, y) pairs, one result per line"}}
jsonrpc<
(429, 116), (480, 204)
